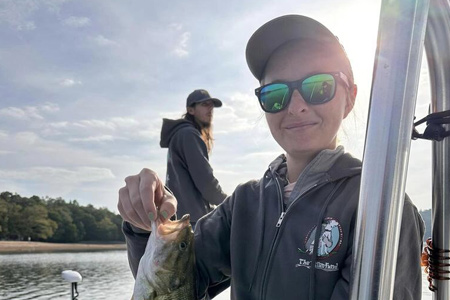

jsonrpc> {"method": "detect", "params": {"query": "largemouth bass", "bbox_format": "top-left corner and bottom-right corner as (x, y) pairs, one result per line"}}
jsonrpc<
(132, 214), (196, 300)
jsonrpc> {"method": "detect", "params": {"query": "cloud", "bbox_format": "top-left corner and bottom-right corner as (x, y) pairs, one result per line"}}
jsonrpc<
(0, 103), (59, 120)
(63, 16), (90, 28)
(73, 120), (117, 130)
(92, 35), (119, 47)
(17, 21), (36, 31)
(0, 166), (115, 184)
(0, 0), (38, 30)
(0, 0), (434, 212)
(14, 131), (39, 145)
(173, 32), (191, 57)
(0, 0), (68, 31)
(0, 107), (30, 119)
(41, 122), (68, 136)
(214, 92), (263, 134)
(25, 115), (161, 145)
(110, 117), (139, 128)
(49, 117), (160, 141)
(0, 106), (42, 120)
(68, 135), (123, 142)
(60, 78), (82, 87)
(42, 0), (69, 14)
(41, 102), (60, 113)
(170, 23), (183, 31)
(48, 122), (69, 128)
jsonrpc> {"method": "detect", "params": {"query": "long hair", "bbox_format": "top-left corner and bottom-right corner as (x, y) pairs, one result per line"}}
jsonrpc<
(182, 112), (214, 154)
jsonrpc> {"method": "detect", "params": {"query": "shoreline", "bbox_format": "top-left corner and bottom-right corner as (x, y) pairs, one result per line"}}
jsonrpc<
(0, 241), (127, 254)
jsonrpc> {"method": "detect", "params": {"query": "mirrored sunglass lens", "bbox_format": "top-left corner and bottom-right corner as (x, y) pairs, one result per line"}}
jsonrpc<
(301, 74), (336, 104)
(260, 84), (289, 112)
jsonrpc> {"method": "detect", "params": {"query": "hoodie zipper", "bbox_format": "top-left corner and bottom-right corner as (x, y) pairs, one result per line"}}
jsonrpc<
(259, 175), (284, 300)
(259, 178), (328, 300)
(276, 182), (323, 227)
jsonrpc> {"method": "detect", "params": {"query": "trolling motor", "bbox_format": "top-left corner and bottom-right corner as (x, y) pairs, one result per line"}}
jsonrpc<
(61, 270), (82, 300)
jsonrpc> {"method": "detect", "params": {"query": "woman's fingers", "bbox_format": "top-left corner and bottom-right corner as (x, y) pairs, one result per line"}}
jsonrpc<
(125, 174), (152, 230)
(158, 187), (177, 222)
(117, 168), (178, 230)
(139, 168), (161, 222)
(118, 186), (149, 230)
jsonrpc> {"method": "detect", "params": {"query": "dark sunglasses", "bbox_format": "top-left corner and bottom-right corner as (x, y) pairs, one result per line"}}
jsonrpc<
(255, 72), (351, 113)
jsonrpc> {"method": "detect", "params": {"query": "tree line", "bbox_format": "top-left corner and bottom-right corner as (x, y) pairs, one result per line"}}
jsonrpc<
(0, 191), (433, 243)
(0, 191), (124, 243)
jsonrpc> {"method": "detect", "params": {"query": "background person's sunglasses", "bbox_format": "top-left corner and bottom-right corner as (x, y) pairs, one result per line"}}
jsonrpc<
(255, 72), (351, 113)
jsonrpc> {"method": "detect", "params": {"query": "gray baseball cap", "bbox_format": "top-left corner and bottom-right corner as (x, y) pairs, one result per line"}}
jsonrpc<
(186, 89), (222, 107)
(246, 15), (350, 81)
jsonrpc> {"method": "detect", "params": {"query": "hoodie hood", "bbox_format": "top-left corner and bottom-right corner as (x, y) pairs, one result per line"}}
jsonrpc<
(160, 118), (194, 148)
(267, 147), (361, 184)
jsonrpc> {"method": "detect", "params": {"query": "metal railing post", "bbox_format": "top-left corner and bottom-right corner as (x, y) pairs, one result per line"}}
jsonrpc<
(425, 0), (450, 298)
(350, 0), (430, 299)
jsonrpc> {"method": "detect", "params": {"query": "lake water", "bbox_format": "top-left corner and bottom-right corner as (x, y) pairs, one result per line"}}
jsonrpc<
(0, 250), (432, 299)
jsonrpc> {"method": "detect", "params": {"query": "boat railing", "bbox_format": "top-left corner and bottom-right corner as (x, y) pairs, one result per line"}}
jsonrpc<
(350, 0), (450, 299)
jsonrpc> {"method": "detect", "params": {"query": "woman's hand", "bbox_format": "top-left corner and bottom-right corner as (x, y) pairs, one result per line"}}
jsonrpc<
(118, 168), (177, 231)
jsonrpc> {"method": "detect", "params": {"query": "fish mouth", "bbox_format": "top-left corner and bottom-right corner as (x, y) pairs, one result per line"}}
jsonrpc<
(157, 214), (191, 237)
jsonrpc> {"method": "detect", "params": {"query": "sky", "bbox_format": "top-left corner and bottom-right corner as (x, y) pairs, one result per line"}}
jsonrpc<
(0, 0), (434, 213)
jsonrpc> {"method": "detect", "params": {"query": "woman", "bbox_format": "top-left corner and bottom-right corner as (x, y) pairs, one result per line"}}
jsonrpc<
(118, 15), (424, 300)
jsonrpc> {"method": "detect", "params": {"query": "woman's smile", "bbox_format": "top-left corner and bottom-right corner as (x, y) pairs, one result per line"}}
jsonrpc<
(283, 120), (319, 130)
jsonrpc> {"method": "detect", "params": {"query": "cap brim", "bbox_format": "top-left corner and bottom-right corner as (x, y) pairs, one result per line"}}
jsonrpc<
(195, 98), (223, 107)
(246, 15), (342, 81)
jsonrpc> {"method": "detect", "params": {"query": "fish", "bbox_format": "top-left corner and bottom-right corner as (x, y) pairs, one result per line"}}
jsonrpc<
(132, 214), (196, 300)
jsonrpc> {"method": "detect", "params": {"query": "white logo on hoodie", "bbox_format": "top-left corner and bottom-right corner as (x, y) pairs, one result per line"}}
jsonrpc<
(299, 217), (343, 258)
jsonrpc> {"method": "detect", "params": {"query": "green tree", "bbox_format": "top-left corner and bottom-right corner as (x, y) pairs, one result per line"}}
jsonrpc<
(22, 205), (57, 240)
(96, 217), (118, 241)
(1, 191), (125, 242)
(7, 202), (25, 240)
(0, 198), (8, 238)
(48, 205), (80, 242)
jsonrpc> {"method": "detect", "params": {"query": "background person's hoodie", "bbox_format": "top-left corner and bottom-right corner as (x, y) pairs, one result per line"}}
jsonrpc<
(160, 118), (227, 223)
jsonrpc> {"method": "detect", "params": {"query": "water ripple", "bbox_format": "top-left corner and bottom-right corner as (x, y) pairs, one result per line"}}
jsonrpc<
(0, 251), (431, 300)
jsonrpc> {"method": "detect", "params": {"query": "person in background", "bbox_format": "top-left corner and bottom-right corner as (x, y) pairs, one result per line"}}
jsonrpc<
(118, 15), (424, 299)
(160, 89), (227, 227)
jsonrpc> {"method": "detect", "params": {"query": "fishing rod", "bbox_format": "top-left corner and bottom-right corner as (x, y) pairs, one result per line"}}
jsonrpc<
(62, 270), (82, 300)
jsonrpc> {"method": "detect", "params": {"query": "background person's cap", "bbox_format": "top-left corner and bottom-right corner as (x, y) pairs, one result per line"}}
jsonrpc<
(246, 14), (348, 81)
(186, 89), (222, 107)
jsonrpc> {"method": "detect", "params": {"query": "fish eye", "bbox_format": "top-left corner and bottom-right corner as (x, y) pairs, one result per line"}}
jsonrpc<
(179, 242), (187, 251)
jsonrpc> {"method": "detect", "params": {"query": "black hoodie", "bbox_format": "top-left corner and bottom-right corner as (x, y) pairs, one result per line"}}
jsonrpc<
(123, 151), (424, 299)
(160, 118), (227, 223)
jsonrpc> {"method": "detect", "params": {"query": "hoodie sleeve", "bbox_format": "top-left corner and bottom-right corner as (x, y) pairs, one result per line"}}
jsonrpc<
(329, 196), (424, 300)
(194, 194), (233, 299)
(122, 221), (150, 278)
(174, 127), (227, 205)
(392, 196), (425, 299)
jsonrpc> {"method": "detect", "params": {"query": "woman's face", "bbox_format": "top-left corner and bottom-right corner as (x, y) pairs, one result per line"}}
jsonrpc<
(263, 41), (355, 157)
